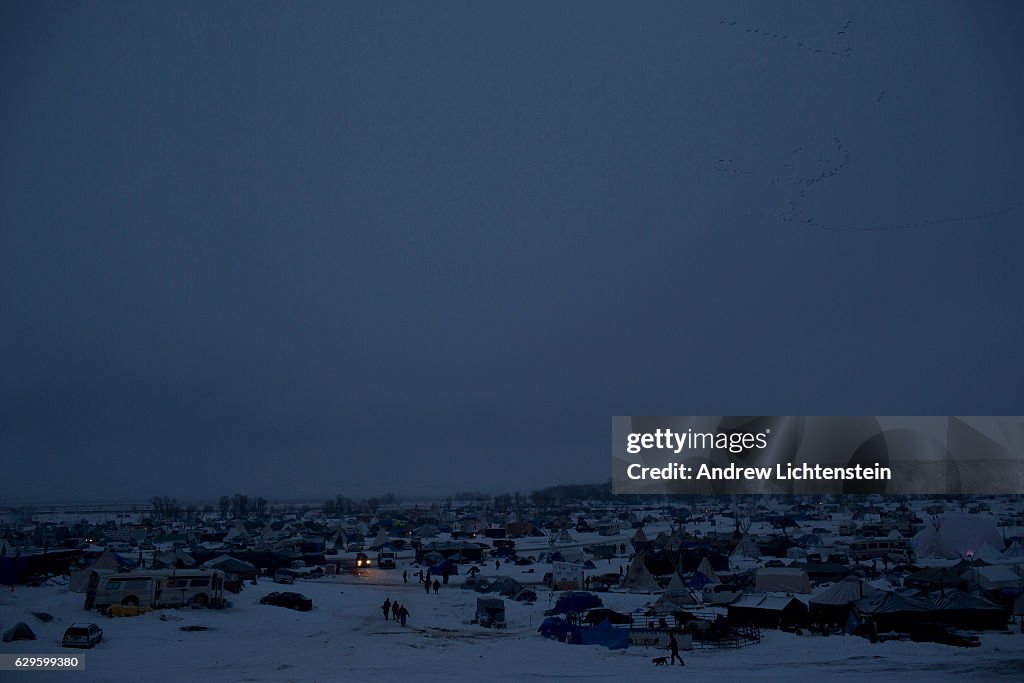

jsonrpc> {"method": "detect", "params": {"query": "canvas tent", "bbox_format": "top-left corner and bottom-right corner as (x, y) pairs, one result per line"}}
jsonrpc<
(620, 555), (660, 593)
(369, 529), (390, 549)
(666, 571), (688, 592)
(652, 588), (700, 613)
(963, 564), (1024, 591)
(154, 548), (196, 569)
(809, 576), (879, 624)
(728, 594), (808, 629)
(69, 549), (132, 593)
(202, 555), (258, 579)
(730, 534), (761, 562)
(810, 576), (879, 609)
(696, 556), (720, 584)
(754, 567), (811, 594)
(973, 542), (1005, 562)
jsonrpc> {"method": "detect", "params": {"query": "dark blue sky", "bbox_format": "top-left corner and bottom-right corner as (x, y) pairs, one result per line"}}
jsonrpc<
(2, 1), (1023, 501)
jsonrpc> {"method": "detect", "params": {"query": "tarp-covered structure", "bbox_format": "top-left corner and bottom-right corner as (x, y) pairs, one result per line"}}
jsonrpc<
(851, 589), (1007, 632)
(202, 554), (259, 579)
(487, 576), (522, 597)
(809, 576), (879, 624)
(546, 592), (603, 615)
(537, 617), (628, 649)
(962, 565), (1024, 591)
(154, 547), (196, 569)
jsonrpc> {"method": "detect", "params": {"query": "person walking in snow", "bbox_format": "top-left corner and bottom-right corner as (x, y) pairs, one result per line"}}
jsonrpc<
(668, 630), (685, 667)
(399, 605), (409, 626)
(403, 570), (408, 584)
(424, 576), (431, 594)
(495, 559), (500, 571)
(392, 601), (400, 621)
(432, 579), (440, 594)
(381, 598), (391, 620)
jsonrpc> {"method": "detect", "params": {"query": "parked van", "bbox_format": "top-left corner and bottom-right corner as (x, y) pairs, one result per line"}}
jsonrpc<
(84, 569), (225, 610)
(850, 537), (911, 561)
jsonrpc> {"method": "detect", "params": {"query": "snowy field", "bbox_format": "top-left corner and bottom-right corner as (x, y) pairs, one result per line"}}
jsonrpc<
(3, 566), (1023, 683)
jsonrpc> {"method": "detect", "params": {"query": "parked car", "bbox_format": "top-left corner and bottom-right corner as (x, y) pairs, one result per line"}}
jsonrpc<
(62, 623), (103, 648)
(260, 592), (313, 611)
(273, 570), (297, 585)
(909, 623), (981, 648)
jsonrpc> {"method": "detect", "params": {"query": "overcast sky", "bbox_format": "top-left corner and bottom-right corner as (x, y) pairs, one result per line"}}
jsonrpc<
(2, 1), (1023, 502)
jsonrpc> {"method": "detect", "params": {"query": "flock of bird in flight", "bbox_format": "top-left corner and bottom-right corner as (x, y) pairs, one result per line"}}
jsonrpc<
(718, 17), (853, 59)
(711, 17), (1017, 233)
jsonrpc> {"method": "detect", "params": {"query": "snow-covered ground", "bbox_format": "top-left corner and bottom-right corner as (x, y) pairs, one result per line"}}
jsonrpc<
(3, 564), (1023, 682)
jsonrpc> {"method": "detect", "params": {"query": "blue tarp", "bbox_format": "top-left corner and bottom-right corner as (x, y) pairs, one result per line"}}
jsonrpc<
(538, 617), (628, 650)
(539, 616), (570, 640)
(688, 571), (712, 589)
(579, 619), (629, 650)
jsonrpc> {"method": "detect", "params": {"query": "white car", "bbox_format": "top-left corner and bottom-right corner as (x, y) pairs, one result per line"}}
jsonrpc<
(62, 623), (102, 648)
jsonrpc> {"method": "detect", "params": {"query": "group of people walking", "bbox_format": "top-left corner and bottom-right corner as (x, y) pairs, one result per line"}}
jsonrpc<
(381, 597), (409, 626)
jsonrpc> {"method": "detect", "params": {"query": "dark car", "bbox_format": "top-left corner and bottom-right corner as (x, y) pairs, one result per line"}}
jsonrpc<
(260, 592), (313, 611)
(909, 623), (981, 648)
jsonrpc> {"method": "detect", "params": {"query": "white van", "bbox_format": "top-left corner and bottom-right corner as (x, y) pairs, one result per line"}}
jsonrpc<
(85, 569), (225, 610)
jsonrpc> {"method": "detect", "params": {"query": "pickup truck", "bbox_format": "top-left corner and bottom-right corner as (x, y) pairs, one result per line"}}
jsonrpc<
(378, 550), (396, 569)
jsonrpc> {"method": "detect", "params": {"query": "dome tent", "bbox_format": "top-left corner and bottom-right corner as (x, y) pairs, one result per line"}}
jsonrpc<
(911, 512), (1002, 559)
